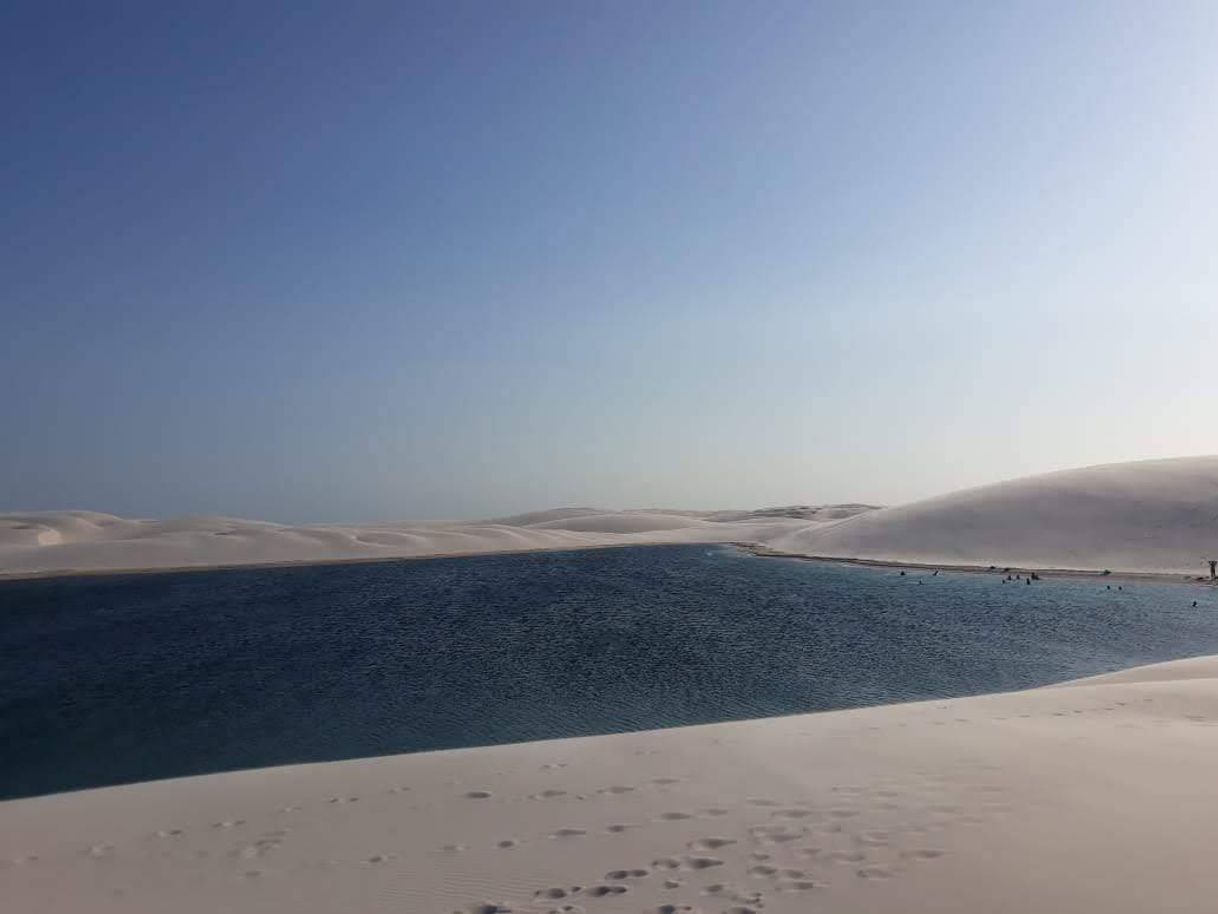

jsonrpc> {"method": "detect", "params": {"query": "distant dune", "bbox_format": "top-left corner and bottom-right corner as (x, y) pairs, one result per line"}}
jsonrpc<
(709, 504), (881, 522)
(763, 456), (1218, 575)
(6, 457), (1217, 578)
(0, 506), (867, 578)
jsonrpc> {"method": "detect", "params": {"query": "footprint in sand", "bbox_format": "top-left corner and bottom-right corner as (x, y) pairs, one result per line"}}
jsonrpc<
(599, 785), (635, 795)
(750, 825), (806, 845)
(777, 879), (820, 892)
(652, 777), (682, 785)
(772, 808), (816, 819)
(232, 832), (288, 860)
(496, 839), (520, 849)
(550, 828), (587, 839)
(659, 811), (694, 821)
(584, 884), (629, 897)
(532, 789), (568, 799)
(212, 820), (245, 829)
(827, 851), (866, 864)
(857, 866), (897, 879)
(651, 856), (723, 872)
(464, 790), (493, 799)
(605, 823), (638, 834)
(154, 828), (184, 838)
(856, 831), (891, 847)
(687, 837), (736, 850)
(605, 868), (648, 880)
(901, 848), (946, 861)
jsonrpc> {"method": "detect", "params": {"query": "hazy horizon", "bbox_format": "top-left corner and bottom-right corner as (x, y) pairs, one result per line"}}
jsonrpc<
(4, 2), (1217, 524)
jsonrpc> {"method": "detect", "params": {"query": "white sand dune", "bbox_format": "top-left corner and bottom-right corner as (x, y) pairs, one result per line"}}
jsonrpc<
(525, 512), (716, 534)
(6, 653), (1218, 913)
(707, 504), (880, 523)
(763, 455), (1218, 575)
(0, 507), (861, 578)
(485, 507), (609, 527)
(9, 455), (1218, 578)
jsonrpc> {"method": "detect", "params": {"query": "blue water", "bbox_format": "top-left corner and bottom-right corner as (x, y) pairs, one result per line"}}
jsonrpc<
(2, 544), (1216, 801)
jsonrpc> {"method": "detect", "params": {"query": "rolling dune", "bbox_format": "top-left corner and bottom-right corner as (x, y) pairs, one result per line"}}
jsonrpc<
(0, 508), (837, 578)
(763, 456), (1218, 575)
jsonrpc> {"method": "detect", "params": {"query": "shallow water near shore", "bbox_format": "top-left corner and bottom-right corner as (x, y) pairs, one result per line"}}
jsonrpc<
(2, 543), (1217, 801)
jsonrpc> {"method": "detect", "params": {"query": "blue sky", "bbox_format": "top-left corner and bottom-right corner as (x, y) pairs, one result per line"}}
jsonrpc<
(3, 2), (1216, 522)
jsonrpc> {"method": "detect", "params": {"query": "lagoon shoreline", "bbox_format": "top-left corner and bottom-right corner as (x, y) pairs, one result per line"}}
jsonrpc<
(6, 652), (1218, 913)
(738, 542), (1218, 586)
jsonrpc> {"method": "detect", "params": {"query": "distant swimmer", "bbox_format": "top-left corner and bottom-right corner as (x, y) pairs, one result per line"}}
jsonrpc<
(1026, 577), (1031, 585)
(899, 570), (906, 576)
(1194, 601), (1199, 607)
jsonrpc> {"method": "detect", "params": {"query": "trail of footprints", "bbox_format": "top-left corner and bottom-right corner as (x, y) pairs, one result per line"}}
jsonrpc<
(455, 773), (997, 914)
(11, 696), (1196, 911)
(19, 770), (972, 904)
(13, 754), (1022, 912)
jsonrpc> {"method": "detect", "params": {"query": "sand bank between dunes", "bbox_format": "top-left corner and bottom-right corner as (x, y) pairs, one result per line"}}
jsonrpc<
(6, 654), (1218, 913)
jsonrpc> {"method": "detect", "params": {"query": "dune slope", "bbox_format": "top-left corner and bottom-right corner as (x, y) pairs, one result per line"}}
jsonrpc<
(764, 455), (1218, 574)
(5, 654), (1218, 913)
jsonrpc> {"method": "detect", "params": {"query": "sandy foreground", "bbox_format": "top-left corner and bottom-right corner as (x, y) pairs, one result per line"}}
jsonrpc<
(5, 655), (1218, 913)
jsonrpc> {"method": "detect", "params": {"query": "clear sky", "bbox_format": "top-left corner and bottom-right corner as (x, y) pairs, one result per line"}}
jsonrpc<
(3, 2), (1216, 523)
